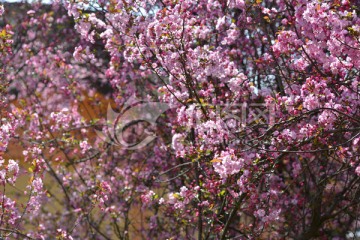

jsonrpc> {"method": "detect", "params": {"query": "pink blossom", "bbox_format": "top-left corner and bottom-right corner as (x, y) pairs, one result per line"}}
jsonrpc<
(355, 166), (360, 176)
